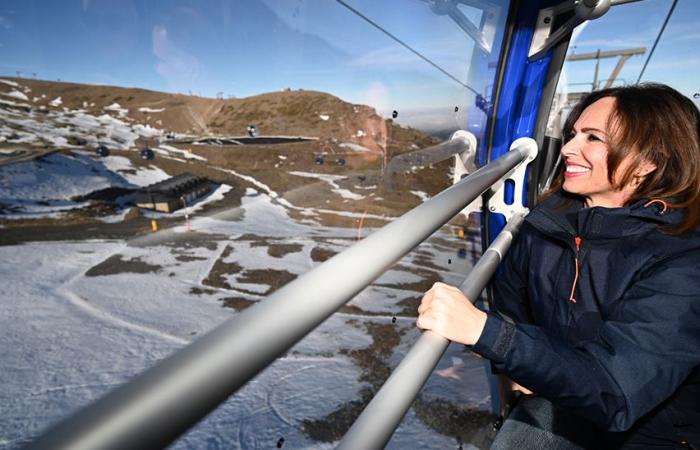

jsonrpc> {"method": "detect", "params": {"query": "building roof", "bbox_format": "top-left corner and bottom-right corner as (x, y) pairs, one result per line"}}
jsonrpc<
(141, 173), (207, 196)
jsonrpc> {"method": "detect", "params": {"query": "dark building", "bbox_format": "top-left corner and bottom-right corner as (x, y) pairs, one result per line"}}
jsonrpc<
(135, 173), (211, 213)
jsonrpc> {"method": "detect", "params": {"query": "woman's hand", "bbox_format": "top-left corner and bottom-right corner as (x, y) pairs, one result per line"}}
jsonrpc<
(416, 282), (487, 346)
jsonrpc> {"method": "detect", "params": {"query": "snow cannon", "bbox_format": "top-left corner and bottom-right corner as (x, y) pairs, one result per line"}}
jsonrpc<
(247, 125), (258, 138)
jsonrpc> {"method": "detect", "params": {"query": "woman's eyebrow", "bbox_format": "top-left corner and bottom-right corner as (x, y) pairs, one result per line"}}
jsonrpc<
(579, 127), (608, 136)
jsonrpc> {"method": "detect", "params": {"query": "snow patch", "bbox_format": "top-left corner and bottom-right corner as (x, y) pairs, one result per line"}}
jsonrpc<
(319, 114), (329, 121)
(49, 97), (63, 107)
(99, 155), (170, 187)
(214, 167), (279, 199)
(138, 107), (165, 113)
(156, 144), (207, 161)
(289, 171), (365, 201)
(3, 90), (29, 101)
(104, 103), (128, 118)
(411, 190), (430, 202)
(0, 152), (133, 219)
(340, 142), (372, 152)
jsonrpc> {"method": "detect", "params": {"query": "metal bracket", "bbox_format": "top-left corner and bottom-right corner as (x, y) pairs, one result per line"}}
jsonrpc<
(425, 0), (502, 53)
(450, 130), (481, 219)
(486, 137), (539, 221)
(529, 0), (611, 61)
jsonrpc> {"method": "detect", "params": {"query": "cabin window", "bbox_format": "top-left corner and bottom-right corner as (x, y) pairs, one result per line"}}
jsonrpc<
(546, 0), (699, 143)
(0, 1), (514, 449)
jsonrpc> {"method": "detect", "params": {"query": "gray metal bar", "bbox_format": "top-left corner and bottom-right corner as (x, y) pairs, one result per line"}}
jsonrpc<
(386, 134), (473, 174)
(28, 137), (535, 450)
(565, 47), (645, 61)
(337, 213), (527, 450)
(610, 0), (644, 5)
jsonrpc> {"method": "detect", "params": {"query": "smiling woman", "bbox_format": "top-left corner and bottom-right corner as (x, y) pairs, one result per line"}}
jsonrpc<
(556, 83), (700, 232)
(417, 83), (700, 448)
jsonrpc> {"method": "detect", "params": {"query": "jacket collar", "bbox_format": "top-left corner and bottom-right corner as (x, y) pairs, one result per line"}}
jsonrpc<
(525, 190), (682, 241)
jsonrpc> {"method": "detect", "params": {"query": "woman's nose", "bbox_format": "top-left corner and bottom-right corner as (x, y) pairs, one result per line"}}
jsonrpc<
(561, 139), (579, 157)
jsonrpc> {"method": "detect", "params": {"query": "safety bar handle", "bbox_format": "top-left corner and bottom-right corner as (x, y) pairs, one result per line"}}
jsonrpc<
(337, 212), (527, 450)
(27, 137), (535, 450)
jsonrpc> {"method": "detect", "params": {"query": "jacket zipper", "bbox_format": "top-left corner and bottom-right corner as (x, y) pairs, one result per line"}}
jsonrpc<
(569, 236), (582, 303)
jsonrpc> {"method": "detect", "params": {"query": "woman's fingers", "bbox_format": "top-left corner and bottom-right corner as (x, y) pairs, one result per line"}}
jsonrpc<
(415, 282), (487, 345)
(417, 289), (433, 315)
(416, 311), (433, 330)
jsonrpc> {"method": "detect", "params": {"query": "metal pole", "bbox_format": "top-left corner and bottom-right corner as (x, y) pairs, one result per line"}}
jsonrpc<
(27, 137), (536, 450)
(337, 213), (527, 450)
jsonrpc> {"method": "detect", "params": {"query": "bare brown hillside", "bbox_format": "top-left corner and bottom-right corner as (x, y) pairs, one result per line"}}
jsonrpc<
(1, 77), (435, 154)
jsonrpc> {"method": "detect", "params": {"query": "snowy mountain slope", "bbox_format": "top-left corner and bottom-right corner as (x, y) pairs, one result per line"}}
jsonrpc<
(0, 192), (492, 449)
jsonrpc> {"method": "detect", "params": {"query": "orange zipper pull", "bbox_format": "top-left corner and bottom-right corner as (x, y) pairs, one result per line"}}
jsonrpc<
(569, 237), (582, 303)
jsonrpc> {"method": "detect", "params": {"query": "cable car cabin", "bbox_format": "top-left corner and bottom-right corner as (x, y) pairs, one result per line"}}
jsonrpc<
(0, 0), (697, 449)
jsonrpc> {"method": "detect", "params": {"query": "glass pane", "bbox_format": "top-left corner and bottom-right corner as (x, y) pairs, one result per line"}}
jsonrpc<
(548, 0), (700, 140)
(0, 1), (510, 448)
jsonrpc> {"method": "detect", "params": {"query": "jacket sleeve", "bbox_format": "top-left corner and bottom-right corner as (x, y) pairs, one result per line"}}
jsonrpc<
(473, 250), (700, 431)
(490, 223), (533, 324)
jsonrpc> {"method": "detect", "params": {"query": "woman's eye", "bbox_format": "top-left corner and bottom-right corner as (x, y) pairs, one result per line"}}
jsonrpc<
(587, 134), (602, 142)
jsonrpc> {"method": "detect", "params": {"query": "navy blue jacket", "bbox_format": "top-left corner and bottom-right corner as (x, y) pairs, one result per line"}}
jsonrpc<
(473, 192), (700, 447)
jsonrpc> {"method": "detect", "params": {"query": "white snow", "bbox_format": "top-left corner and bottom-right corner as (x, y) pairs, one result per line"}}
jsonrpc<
(156, 144), (207, 161)
(103, 102), (128, 118)
(49, 97), (62, 107)
(0, 181), (491, 449)
(142, 184), (232, 220)
(214, 167), (279, 199)
(0, 98), (28, 108)
(0, 82), (493, 448)
(289, 171), (365, 201)
(0, 152), (133, 218)
(3, 90), (29, 101)
(0, 97), (164, 151)
(138, 107), (165, 113)
(0, 79), (19, 87)
(339, 142), (372, 152)
(355, 129), (366, 137)
(100, 155), (170, 186)
(411, 190), (430, 202)
(319, 114), (330, 121)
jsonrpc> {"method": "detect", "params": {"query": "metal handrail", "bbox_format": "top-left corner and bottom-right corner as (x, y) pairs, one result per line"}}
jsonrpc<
(27, 135), (536, 450)
(337, 212), (528, 450)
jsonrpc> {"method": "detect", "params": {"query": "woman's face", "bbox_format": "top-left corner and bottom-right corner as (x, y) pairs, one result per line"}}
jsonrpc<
(561, 97), (645, 208)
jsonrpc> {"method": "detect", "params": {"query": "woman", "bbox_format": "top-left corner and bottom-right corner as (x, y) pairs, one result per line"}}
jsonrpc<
(417, 83), (700, 448)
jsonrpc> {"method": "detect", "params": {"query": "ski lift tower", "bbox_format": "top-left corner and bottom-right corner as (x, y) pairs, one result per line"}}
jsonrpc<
(565, 46), (646, 105)
(547, 46), (647, 138)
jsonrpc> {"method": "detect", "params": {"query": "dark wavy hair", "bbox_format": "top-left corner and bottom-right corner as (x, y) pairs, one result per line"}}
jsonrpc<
(547, 83), (700, 234)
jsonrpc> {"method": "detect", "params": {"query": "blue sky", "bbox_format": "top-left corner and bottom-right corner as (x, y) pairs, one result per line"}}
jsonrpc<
(564, 0), (699, 101)
(0, 0), (698, 130)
